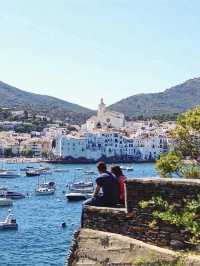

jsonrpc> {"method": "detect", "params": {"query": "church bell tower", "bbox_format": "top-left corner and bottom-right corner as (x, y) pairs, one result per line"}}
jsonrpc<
(98, 98), (106, 117)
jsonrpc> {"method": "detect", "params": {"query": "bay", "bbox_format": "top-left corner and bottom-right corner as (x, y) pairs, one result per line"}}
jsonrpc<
(0, 162), (157, 266)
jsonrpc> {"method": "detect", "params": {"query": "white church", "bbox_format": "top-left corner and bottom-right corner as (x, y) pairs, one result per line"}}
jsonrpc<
(82, 99), (125, 131)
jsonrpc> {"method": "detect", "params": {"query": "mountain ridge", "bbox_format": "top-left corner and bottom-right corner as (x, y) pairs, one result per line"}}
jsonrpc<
(0, 81), (94, 123)
(108, 77), (200, 118)
(0, 77), (199, 123)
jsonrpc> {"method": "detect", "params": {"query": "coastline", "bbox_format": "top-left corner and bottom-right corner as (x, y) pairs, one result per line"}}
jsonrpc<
(0, 156), (156, 165)
(45, 157), (156, 164)
(0, 157), (44, 164)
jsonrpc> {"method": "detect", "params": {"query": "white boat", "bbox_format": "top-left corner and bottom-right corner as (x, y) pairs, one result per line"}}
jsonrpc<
(26, 169), (41, 176)
(66, 176), (94, 201)
(35, 186), (55, 196)
(54, 168), (69, 173)
(0, 187), (25, 199)
(83, 170), (96, 175)
(126, 166), (134, 171)
(0, 170), (20, 178)
(120, 166), (134, 171)
(0, 198), (13, 207)
(120, 166), (126, 170)
(35, 179), (56, 196)
(66, 192), (92, 201)
(38, 167), (52, 175)
(0, 209), (18, 230)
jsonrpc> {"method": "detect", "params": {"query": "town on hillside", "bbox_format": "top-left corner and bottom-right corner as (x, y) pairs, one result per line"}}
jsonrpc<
(0, 99), (176, 162)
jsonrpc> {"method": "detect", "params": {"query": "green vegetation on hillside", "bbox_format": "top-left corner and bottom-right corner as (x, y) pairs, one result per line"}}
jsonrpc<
(0, 81), (94, 124)
(109, 78), (200, 118)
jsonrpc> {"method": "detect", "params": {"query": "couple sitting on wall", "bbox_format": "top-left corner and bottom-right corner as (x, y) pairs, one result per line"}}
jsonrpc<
(84, 161), (126, 207)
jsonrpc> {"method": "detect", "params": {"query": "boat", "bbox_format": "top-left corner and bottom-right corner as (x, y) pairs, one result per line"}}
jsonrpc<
(38, 167), (52, 175)
(66, 191), (92, 201)
(35, 186), (55, 195)
(35, 179), (56, 196)
(126, 166), (134, 171)
(0, 209), (18, 230)
(54, 168), (69, 173)
(120, 166), (126, 170)
(70, 180), (94, 189)
(0, 187), (25, 199)
(26, 167), (52, 176)
(83, 170), (96, 175)
(0, 197), (13, 207)
(65, 176), (94, 201)
(0, 170), (20, 178)
(120, 166), (134, 171)
(26, 169), (41, 176)
(20, 166), (34, 171)
(75, 168), (83, 171)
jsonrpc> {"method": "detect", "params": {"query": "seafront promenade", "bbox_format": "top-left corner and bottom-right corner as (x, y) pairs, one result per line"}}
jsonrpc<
(0, 157), (44, 164)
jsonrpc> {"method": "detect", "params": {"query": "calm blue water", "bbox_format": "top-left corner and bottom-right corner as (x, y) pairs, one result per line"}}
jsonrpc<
(0, 162), (157, 266)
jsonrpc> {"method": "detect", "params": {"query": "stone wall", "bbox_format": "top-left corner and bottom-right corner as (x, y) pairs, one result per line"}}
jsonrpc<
(82, 178), (200, 250)
(125, 178), (200, 212)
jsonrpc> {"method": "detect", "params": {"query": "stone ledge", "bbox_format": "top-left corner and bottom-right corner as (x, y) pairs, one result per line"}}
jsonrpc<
(84, 205), (126, 214)
(66, 229), (200, 266)
(126, 178), (200, 185)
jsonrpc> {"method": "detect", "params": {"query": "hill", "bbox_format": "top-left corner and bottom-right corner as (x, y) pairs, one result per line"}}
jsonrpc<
(0, 81), (94, 123)
(109, 77), (200, 119)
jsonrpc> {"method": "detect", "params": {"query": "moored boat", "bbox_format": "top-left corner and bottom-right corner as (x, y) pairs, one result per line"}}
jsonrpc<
(83, 170), (96, 175)
(126, 166), (134, 171)
(38, 167), (52, 175)
(0, 197), (13, 206)
(66, 192), (92, 201)
(120, 166), (126, 170)
(26, 170), (41, 176)
(0, 170), (20, 178)
(35, 186), (55, 196)
(21, 166), (34, 172)
(0, 209), (18, 230)
(54, 168), (69, 173)
(66, 176), (94, 201)
(0, 187), (25, 199)
(35, 179), (56, 196)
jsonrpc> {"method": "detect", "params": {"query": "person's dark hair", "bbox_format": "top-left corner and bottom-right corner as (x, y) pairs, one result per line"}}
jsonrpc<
(97, 161), (107, 172)
(111, 165), (123, 177)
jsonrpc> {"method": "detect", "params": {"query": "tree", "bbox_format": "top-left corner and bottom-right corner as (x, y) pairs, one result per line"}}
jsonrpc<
(21, 148), (34, 157)
(3, 148), (13, 157)
(156, 151), (183, 178)
(156, 106), (200, 178)
(42, 150), (49, 159)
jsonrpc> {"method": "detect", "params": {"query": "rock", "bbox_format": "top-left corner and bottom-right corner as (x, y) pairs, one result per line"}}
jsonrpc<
(170, 233), (184, 241)
(160, 225), (177, 233)
(170, 240), (184, 249)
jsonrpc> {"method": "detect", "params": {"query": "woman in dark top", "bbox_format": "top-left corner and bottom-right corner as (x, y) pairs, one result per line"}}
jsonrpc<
(111, 166), (126, 205)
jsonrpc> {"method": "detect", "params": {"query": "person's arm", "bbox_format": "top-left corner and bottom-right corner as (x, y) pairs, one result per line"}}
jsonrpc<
(93, 184), (101, 197)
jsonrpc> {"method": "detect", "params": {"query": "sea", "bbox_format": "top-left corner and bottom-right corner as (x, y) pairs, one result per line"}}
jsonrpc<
(0, 162), (157, 266)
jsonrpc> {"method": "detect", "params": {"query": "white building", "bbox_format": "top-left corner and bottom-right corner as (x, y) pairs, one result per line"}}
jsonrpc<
(82, 99), (125, 131)
(53, 130), (168, 162)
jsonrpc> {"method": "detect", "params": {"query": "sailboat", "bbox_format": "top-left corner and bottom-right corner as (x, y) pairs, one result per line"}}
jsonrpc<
(0, 157), (20, 178)
(35, 177), (56, 196)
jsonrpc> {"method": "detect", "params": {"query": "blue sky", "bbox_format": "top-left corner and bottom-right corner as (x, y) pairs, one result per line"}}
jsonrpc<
(0, 0), (200, 109)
